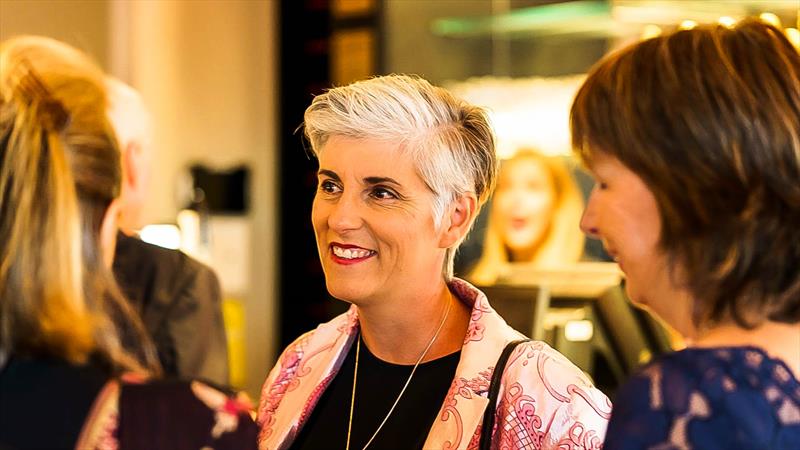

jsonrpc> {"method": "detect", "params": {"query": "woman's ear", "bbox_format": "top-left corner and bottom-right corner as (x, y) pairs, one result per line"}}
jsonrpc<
(118, 141), (145, 232)
(100, 198), (122, 268)
(438, 193), (478, 249)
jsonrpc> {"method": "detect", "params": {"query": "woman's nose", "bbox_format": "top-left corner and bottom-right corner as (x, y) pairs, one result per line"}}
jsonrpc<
(580, 197), (600, 239)
(327, 194), (362, 233)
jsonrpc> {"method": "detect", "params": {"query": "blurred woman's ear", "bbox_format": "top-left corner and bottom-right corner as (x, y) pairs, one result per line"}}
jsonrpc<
(438, 193), (477, 249)
(100, 198), (122, 268)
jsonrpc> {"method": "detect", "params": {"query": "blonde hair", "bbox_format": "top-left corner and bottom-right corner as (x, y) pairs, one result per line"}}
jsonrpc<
(304, 74), (498, 279)
(469, 150), (584, 285)
(0, 36), (159, 374)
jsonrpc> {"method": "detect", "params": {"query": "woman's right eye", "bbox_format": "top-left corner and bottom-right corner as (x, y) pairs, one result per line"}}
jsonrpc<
(319, 180), (341, 194)
(591, 178), (608, 191)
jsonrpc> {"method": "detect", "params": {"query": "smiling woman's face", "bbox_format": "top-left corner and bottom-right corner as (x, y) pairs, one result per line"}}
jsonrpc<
(311, 135), (447, 305)
(492, 157), (556, 260)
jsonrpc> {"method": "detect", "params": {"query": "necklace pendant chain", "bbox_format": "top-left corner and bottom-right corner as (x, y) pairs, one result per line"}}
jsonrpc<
(345, 298), (454, 450)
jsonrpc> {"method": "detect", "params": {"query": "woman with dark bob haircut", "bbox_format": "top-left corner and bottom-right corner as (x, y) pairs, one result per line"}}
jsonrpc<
(571, 18), (800, 449)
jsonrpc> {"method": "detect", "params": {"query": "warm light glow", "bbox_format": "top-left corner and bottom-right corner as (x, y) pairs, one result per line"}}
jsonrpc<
(718, 16), (736, 28)
(786, 28), (800, 48)
(564, 320), (594, 342)
(641, 24), (662, 39)
(140, 224), (182, 249)
(759, 12), (782, 28)
(679, 19), (698, 30)
(446, 75), (585, 158)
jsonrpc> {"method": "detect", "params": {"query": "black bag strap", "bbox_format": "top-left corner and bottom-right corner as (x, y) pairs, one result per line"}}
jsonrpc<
(479, 339), (531, 450)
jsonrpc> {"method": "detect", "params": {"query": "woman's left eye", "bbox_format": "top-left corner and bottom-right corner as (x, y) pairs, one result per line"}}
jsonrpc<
(319, 179), (341, 194)
(370, 186), (398, 200)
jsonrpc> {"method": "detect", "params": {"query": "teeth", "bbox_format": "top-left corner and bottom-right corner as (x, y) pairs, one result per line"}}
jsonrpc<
(332, 246), (373, 259)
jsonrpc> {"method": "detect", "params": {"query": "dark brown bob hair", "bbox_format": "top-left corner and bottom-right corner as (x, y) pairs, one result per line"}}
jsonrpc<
(571, 19), (800, 328)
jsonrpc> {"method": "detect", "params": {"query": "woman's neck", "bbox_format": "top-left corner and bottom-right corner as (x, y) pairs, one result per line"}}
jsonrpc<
(692, 321), (800, 379)
(357, 281), (470, 365)
(507, 240), (543, 263)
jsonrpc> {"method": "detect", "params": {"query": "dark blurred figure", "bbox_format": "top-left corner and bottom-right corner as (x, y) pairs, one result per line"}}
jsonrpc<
(107, 77), (229, 386)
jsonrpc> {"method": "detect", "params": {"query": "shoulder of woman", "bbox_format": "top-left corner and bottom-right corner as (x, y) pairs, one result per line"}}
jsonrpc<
(257, 311), (357, 424)
(609, 348), (800, 449)
(502, 340), (597, 389)
(267, 308), (356, 377)
(607, 350), (725, 430)
(604, 351), (736, 449)
(274, 329), (318, 368)
(492, 341), (611, 448)
(501, 340), (612, 416)
(257, 329), (317, 407)
(621, 349), (715, 400)
(620, 347), (789, 413)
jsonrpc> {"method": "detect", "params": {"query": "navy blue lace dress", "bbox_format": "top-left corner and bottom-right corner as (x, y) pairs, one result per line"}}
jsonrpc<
(604, 346), (800, 449)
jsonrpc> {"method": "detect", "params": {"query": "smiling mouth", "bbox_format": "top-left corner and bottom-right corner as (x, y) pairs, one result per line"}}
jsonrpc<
(329, 244), (376, 264)
(510, 218), (528, 230)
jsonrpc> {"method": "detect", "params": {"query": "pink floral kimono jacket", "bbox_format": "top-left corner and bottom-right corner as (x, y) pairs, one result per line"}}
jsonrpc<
(257, 279), (611, 449)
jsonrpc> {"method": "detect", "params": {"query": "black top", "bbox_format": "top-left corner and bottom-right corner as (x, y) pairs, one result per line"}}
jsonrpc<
(0, 356), (111, 449)
(0, 356), (259, 450)
(291, 337), (460, 450)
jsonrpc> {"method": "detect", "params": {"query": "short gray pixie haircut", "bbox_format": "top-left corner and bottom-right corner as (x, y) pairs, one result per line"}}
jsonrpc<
(303, 74), (498, 280)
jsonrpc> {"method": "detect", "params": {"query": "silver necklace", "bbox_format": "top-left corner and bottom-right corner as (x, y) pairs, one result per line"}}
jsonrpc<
(345, 298), (453, 450)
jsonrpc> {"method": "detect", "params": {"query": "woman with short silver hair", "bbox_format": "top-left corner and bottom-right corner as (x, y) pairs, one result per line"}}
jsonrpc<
(258, 74), (610, 450)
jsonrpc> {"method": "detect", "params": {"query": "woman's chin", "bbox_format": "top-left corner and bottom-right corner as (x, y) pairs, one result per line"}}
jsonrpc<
(325, 283), (370, 305)
(624, 282), (648, 307)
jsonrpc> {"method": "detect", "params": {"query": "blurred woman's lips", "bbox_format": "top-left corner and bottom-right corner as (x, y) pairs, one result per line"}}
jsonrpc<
(510, 218), (528, 230)
(329, 243), (376, 265)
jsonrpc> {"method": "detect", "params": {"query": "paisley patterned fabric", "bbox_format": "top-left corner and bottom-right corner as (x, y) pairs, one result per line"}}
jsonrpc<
(257, 278), (611, 449)
(604, 346), (800, 450)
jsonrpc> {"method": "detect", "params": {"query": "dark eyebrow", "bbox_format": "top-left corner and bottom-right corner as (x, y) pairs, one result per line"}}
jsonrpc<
(318, 169), (341, 182)
(364, 176), (402, 187)
(318, 171), (402, 188)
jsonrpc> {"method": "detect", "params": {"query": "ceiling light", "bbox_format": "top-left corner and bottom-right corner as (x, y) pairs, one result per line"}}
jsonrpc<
(759, 12), (782, 27)
(718, 16), (736, 28)
(786, 28), (800, 48)
(641, 24), (662, 39)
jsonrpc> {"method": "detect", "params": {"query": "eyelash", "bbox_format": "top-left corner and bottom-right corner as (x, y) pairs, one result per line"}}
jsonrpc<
(318, 180), (399, 200)
(319, 179), (341, 194)
(370, 186), (398, 200)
